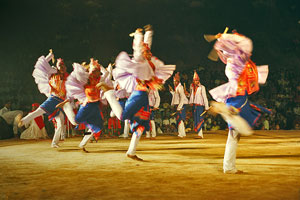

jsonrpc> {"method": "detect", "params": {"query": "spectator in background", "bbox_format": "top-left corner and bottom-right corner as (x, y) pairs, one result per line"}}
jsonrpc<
(204, 117), (212, 131)
(163, 117), (170, 133)
(154, 113), (163, 128)
(2, 109), (23, 137)
(211, 121), (220, 131)
(169, 115), (176, 126)
(262, 117), (270, 130)
(0, 102), (11, 116)
(157, 124), (163, 134)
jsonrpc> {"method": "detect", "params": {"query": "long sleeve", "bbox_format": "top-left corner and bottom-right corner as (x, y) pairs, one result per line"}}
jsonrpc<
(201, 85), (209, 110)
(153, 90), (160, 108)
(65, 63), (89, 103)
(177, 86), (185, 110)
(210, 34), (254, 102)
(188, 85), (194, 104)
(32, 56), (57, 97)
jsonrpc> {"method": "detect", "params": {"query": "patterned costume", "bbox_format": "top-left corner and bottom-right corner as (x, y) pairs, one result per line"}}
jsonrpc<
(189, 71), (209, 138)
(65, 60), (106, 149)
(20, 53), (76, 148)
(170, 72), (189, 138)
(103, 26), (175, 160)
(209, 32), (270, 173)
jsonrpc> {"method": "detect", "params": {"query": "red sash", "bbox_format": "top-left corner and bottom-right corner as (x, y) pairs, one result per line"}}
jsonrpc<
(236, 60), (259, 96)
(84, 76), (101, 102)
(49, 73), (68, 99)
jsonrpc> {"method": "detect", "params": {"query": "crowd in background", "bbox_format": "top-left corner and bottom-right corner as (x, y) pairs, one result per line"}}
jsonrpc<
(156, 66), (300, 132)
(1, 64), (300, 139)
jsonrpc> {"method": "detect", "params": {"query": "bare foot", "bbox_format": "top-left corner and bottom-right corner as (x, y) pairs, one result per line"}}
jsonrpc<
(127, 154), (143, 161)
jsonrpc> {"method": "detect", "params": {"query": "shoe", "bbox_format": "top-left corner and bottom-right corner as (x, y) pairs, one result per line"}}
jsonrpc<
(178, 135), (185, 139)
(127, 154), (143, 161)
(51, 143), (59, 148)
(119, 134), (128, 138)
(194, 136), (203, 139)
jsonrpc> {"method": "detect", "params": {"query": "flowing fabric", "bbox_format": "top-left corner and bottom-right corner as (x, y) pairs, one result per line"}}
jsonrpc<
(32, 56), (57, 97)
(209, 33), (271, 130)
(210, 34), (269, 103)
(113, 51), (175, 94)
(65, 63), (89, 103)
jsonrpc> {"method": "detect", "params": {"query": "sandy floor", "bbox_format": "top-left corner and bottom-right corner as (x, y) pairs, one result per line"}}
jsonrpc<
(0, 130), (300, 200)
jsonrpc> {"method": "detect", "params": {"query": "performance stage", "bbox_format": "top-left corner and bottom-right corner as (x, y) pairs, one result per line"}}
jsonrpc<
(0, 130), (299, 200)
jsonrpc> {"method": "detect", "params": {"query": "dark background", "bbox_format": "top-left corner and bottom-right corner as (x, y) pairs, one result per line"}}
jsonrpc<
(1, 0), (299, 71)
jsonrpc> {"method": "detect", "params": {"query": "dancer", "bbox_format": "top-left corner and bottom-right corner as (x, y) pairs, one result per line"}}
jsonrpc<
(146, 89), (160, 139)
(208, 30), (270, 174)
(169, 72), (189, 138)
(189, 70), (209, 139)
(17, 50), (77, 148)
(64, 58), (107, 151)
(100, 24), (175, 161)
(20, 103), (48, 139)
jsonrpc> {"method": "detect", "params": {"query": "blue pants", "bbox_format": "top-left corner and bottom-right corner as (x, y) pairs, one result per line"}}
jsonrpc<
(75, 101), (103, 133)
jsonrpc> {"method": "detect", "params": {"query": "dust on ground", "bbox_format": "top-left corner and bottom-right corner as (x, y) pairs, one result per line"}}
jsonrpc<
(0, 130), (300, 200)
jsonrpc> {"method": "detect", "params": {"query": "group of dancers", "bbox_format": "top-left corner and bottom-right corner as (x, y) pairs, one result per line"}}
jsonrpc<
(16, 25), (270, 173)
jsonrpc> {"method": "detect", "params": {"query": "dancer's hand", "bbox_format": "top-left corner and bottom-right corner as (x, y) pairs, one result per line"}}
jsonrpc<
(96, 82), (113, 92)
(215, 33), (222, 39)
(55, 99), (69, 109)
